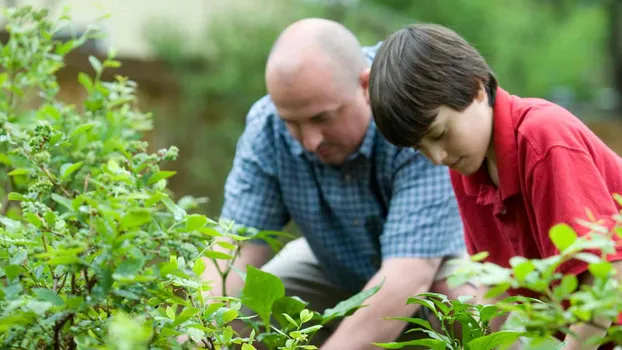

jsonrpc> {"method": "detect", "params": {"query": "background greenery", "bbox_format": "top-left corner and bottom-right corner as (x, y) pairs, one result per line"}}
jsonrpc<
(145, 0), (621, 218)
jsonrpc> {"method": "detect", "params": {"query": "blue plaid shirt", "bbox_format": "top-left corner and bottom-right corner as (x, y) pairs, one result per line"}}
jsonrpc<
(221, 43), (465, 293)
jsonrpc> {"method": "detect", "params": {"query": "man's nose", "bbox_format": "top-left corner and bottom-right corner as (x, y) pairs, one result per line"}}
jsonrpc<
(300, 126), (323, 153)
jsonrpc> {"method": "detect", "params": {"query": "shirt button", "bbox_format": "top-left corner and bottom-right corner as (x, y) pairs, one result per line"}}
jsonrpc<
(500, 207), (507, 215)
(344, 174), (352, 182)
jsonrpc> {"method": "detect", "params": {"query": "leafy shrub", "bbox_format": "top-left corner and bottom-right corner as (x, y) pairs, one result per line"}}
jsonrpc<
(0, 7), (377, 349)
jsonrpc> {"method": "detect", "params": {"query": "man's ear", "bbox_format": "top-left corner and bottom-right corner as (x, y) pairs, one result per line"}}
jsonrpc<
(360, 68), (371, 104)
(476, 81), (487, 103)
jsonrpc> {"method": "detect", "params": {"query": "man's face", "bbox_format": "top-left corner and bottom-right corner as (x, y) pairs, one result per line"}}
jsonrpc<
(415, 88), (493, 175)
(270, 69), (371, 166)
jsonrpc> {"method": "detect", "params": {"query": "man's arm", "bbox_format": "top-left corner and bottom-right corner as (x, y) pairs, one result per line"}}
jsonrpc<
(321, 257), (441, 350)
(561, 261), (622, 350)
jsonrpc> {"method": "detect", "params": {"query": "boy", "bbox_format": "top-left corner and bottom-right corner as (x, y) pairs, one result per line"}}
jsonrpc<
(368, 23), (622, 349)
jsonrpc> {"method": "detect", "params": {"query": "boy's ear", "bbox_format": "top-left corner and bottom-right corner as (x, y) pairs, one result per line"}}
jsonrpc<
(361, 68), (371, 104)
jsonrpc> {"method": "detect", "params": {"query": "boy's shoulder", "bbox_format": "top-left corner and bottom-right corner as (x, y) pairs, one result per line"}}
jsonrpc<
(511, 95), (598, 158)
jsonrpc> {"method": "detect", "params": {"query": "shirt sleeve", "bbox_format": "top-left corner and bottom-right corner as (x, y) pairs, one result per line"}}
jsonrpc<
(220, 100), (290, 232)
(380, 150), (466, 259)
(527, 146), (622, 276)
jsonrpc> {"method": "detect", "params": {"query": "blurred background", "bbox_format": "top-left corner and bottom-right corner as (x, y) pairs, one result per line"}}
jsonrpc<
(3, 0), (622, 218)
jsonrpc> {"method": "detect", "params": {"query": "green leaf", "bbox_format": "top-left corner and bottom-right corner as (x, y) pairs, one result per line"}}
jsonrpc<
(217, 241), (236, 250)
(588, 261), (613, 278)
(60, 161), (83, 181)
(24, 300), (53, 315)
(299, 325), (322, 334)
(33, 288), (64, 306)
(103, 59), (121, 68)
(4, 264), (21, 280)
(51, 193), (73, 211)
(467, 330), (522, 350)
(172, 307), (201, 327)
(7, 168), (30, 176)
(114, 258), (143, 276)
(282, 313), (298, 328)
(192, 258), (206, 277)
(513, 260), (536, 282)
(186, 214), (207, 231)
(373, 339), (446, 349)
(78, 72), (93, 91)
(166, 306), (175, 320)
(0, 72), (7, 87)
(69, 122), (96, 140)
(148, 170), (176, 185)
(322, 280), (383, 324)
(549, 223), (577, 252)
(559, 274), (578, 295)
(89, 55), (103, 74)
(272, 296), (307, 329)
(471, 251), (489, 261)
(55, 40), (74, 55)
(204, 251), (234, 260)
(241, 266), (285, 327)
(161, 195), (186, 221)
(8, 192), (29, 202)
(484, 282), (511, 299)
(121, 209), (152, 229)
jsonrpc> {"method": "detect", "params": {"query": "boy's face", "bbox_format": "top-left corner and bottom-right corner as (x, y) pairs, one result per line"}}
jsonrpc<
(415, 87), (493, 175)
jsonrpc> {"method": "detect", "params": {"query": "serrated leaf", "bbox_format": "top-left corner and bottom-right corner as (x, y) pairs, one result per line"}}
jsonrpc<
(549, 223), (577, 252)
(60, 161), (83, 181)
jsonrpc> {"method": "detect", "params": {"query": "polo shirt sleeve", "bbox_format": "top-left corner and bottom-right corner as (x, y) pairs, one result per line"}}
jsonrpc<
(220, 100), (290, 233)
(527, 146), (622, 276)
(380, 150), (466, 259)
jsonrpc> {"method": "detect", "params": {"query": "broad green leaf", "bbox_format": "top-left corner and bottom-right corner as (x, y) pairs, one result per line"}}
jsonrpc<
(241, 266), (285, 327)
(513, 260), (536, 282)
(8, 192), (29, 202)
(51, 193), (73, 211)
(484, 282), (511, 299)
(47, 255), (81, 265)
(471, 251), (489, 261)
(69, 122), (96, 140)
(161, 195), (186, 221)
(241, 344), (257, 350)
(549, 224), (577, 252)
(60, 161), (83, 181)
(114, 259), (143, 276)
(33, 288), (64, 306)
(217, 241), (236, 250)
(373, 339), (446, 349)
(322, 280), (383, 324)
(4, 264), (21, 280)
(148, 170), (176, 185)
(121, 209), (152, 229)
(192, 258), (206, 277)
(0, 217), (22, 233)
(172, 307), (200, 327)
(467, 330), (522, 350)
(185, 214), (207, 231)
(0, 72), (7, 87)
(588, 261), (613, 278)
(55, 40), (74, 55)
(24, 213), (43, 228)
(559, 275), (578, 295)
(272, 296), (307, 329)
(7, 168), (30, 176)
(25, 300), (53, 315)
(204, 251), (234, 260)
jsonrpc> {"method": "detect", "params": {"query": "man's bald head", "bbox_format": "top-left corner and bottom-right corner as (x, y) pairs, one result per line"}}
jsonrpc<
(266, 18), (368, 93)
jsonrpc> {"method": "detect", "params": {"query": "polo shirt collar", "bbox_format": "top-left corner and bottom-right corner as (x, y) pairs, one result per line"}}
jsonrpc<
(462, 87), (521, 201)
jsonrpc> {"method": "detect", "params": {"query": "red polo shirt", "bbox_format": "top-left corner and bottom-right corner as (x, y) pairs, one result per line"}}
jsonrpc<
(451, 87), (622, 332)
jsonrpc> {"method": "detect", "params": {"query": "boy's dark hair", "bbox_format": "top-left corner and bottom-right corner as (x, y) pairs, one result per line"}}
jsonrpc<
(369, 23), (498, 147)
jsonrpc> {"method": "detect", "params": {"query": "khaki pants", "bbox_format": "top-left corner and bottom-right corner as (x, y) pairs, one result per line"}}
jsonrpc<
(250, 237), (469, 348)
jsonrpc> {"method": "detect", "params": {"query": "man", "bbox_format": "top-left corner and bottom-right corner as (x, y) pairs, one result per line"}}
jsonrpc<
(205, 18), (474, 349)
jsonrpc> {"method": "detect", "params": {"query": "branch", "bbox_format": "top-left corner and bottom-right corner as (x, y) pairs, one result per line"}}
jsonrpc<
(53, 312), (74, 350)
